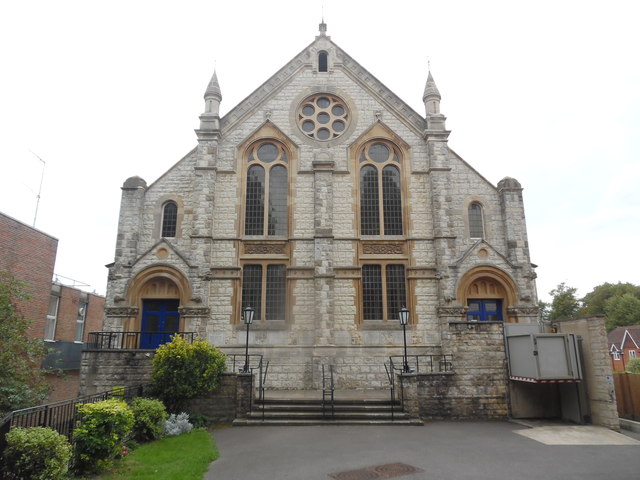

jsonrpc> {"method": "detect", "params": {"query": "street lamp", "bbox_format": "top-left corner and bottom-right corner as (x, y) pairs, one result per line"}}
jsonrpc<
(398, 306), (411, 373)
(242, 306), (254, 373)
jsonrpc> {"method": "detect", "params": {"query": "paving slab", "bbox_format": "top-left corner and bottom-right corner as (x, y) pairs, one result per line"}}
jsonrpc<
(206, 422), (640, 480)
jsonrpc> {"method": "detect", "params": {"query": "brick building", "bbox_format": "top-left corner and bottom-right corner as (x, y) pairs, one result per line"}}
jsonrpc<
(102, 24), (541, 395)
(608, 326), (640, 372)
(1, 212), (104, 402)
(42, 283), (105, 401)
(0, 212), (58, 338)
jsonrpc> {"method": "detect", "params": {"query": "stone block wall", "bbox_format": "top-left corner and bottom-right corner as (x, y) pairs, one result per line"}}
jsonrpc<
(79, 350), (252, 425)
(559, 316), (620, 430)
(401, 321), (510, 420)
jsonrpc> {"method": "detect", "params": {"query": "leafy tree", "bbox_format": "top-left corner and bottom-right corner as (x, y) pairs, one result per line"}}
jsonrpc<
(151, 335), (227, 412)
(578, 282), (640, 331)
(0, 271), (48, 414)
(547, 282), (580, 323)
(603, 293), (640, 331)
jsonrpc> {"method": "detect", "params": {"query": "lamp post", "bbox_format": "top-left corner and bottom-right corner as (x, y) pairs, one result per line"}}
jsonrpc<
(398, 306), (411, 373)
(242, 306), (254, 373)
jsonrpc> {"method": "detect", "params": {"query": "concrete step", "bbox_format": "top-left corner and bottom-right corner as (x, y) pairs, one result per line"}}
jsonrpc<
(237, 394), (421, 425)
(232, 418), (424, 426)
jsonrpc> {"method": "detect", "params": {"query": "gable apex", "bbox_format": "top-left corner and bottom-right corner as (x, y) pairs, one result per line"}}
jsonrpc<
(220, 35), (426, 135)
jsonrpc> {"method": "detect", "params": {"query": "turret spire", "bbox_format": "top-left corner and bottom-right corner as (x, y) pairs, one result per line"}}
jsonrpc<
(204, 70), (222, 115)
(423, 69), (446, 130)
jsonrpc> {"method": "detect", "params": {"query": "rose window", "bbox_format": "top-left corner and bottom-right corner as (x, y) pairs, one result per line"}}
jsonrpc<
(297, 94), (349, 141)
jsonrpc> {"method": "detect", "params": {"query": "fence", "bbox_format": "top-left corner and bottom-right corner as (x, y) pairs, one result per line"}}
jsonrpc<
(0, 384), (149, 457)
(85, 331), (195, 350)
(614, 372), (640, 421)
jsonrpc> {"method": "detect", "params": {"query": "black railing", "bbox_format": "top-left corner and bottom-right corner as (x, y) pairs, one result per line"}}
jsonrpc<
(85, 331), (196, 350)
(0, 384), (149, 457)
(388, 354), (454, 410)
(384, 362), (395, 420)
(226, 354), (267, 417)
(322, 364), (335, 419)
(388, 354), (454, 375)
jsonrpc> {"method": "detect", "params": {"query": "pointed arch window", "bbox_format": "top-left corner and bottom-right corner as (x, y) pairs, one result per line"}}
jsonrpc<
(359, 141), (403, 236)
(468, 202), (484, 239)
(244, 141), (289, 236)
(161, 201), (178, 237)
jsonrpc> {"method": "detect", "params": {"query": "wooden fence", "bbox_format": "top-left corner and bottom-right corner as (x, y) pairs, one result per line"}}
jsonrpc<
(614, 373), (640, 421)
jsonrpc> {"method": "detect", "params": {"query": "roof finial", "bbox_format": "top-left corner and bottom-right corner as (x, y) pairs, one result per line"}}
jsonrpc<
(319, 5), (327, 36)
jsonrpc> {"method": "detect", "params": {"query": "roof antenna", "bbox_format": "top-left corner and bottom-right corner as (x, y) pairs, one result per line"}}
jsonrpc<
(29, 150), (46, 228)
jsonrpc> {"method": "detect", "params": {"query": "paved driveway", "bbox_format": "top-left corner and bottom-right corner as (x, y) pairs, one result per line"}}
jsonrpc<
(206, 422), (640, 480)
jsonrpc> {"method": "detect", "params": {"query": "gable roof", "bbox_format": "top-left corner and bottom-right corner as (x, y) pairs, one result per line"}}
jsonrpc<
(607, 325), (640, 349)
(219, 35), (427, 137)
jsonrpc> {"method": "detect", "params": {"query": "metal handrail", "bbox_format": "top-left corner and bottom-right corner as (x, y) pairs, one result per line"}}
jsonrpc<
(388, 354), (454, 374)
(388, 354), (454, 411)
(85, 331), (196, 350)
(260, 361), (269, 420)
(322, 364), (335, 419)
(384, 362), (395, 420)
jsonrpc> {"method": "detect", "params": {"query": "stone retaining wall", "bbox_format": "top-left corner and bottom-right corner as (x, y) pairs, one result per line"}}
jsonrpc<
(402, 321), (509, 420)
(79, 349), (251, 424)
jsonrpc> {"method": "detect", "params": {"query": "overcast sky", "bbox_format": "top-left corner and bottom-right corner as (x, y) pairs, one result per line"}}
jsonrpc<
(1, 0), (638, 303)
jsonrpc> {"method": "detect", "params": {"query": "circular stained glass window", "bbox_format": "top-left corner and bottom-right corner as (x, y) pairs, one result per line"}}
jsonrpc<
(297, 94), (349, 141)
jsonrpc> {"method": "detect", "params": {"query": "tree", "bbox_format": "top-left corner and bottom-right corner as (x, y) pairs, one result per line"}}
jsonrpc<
(579, 282), (640, 331)
(0, 271), (49, 414)
(547, 282), (580, 323)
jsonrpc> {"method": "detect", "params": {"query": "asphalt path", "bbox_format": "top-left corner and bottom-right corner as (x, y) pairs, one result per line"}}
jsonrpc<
(206, 422), (640, 480)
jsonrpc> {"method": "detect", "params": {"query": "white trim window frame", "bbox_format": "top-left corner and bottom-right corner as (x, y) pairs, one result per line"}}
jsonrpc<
(45, 294), (60, 341)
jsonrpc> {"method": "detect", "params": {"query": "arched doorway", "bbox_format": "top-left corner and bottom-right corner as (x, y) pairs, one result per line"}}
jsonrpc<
(127, 267), (191, 348)
(457, 267), (518, 323)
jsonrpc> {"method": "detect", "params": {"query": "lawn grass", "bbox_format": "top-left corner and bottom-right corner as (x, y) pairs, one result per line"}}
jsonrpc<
(90, 428), (218, 480)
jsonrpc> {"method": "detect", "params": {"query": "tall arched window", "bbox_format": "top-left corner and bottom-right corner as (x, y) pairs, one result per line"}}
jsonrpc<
(468, 202), (484, 239)
(244, 141), (289, 236)
(359, 141), (403, 236)
(318, 51), (328, 72)
(161, 201), (178, 237)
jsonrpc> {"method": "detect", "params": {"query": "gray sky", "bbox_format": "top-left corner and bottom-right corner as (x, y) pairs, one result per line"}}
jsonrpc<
(1, 0), (638, 302)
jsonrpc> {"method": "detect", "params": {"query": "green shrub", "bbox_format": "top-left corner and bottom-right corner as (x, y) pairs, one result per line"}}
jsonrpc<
(152, 336), (227, 411)
(130, 397), (169, 442)
(189, 412), (210, 428)
(72, 398), (134, 475)
(627, 357), (640, 374)
(2, 426), (72, 480)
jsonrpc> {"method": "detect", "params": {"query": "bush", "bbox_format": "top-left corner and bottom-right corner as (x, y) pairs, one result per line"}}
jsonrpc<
(627, 357), (640, 374)
(165, 412), (193, 436)
(152, 336), (227, 411)
(72, 398), (134, 475)
(2, 426), (72, 480)
(130, 397), (169, 442)
(188, 412), (210, 429)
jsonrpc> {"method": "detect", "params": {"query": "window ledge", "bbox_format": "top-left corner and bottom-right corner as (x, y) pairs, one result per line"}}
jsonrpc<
(235, 321), (288, 331)
(360, 322), (403, 331)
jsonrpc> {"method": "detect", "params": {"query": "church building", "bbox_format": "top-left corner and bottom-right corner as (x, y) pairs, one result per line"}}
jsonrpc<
(103, 23), (540, 392)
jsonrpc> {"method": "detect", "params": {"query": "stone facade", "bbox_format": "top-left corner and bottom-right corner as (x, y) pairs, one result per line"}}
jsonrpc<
(101, 24), (539, 391)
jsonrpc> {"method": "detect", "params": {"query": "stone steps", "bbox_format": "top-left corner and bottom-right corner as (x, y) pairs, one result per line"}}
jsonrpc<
(233, 396), (423, 426)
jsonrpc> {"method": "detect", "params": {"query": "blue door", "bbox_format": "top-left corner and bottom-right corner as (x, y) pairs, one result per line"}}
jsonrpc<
(467, 299), (503, 322)
(140, 299), (180, 349)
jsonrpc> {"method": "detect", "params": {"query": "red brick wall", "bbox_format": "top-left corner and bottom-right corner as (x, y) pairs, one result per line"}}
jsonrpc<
(52, 285), (105, 342)
(44, 371), (81, 402)
(0, 212), (58, 338)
